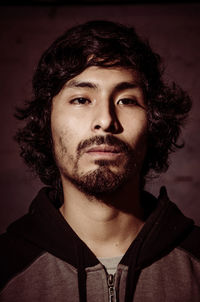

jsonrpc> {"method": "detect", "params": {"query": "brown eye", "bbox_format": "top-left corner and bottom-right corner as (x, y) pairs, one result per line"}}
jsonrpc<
(117, 98), (138, 105)
(70, 98), (91, 105)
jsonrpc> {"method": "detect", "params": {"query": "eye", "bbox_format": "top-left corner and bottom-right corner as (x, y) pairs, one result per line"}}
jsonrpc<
(117, 98), (138, 106)
(70, 97), (91, 105)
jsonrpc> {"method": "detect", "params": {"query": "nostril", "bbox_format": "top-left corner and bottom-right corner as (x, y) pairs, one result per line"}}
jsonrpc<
(94, 125), (101, 130)
(109, 124), (117, 132)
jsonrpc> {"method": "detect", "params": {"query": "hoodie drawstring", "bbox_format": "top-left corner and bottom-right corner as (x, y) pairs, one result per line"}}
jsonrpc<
(78, 267), (87, 302)
(75, 242), (87, 302)
(124, 236), (144, 302)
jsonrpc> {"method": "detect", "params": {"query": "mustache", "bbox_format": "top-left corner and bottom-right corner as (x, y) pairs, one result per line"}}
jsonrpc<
(77, 135), (133, 155)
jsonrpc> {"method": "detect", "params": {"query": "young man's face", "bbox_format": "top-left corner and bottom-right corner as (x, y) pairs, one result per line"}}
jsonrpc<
(51, 66), (148, 195)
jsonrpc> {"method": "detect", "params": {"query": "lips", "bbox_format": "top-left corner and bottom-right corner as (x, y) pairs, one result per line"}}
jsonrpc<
(86, 145), (121, 154)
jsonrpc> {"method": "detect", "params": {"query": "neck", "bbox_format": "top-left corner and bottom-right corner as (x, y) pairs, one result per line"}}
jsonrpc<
(60, 177), (145, 258)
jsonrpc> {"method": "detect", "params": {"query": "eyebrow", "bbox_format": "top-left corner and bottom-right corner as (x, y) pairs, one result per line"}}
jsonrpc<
(65, 80), (140, 92)
(114, 81), (140, 91)
(65, 80), (98, 89)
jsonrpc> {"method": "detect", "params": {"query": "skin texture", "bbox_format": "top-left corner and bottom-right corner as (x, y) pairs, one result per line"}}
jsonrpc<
(51, 66), (148, 257)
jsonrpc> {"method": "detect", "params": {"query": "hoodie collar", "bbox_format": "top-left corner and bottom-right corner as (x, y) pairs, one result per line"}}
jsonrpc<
(121, 186), (194, 270)
(7, 186), (194, 271)
(7, 187), (99, 269)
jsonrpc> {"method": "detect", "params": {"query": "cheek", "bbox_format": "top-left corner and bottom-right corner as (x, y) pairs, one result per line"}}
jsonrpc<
(51, 113), (88, 163)
(51, 110), (75, 143)
(51, 115), (71, 158)
(123, 115), (148, 147)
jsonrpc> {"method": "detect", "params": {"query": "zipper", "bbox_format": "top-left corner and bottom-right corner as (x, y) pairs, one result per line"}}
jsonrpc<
(107, 274), (117, 302)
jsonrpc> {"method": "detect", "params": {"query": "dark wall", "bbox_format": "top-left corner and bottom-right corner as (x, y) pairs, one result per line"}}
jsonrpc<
(0, 4), (200, 233)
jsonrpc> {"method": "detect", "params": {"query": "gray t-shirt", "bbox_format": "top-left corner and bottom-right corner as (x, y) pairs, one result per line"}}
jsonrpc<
(98, 255), (123, 275)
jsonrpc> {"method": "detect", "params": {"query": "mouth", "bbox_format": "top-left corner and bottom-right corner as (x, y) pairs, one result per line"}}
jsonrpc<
(85, 145), (122, 158)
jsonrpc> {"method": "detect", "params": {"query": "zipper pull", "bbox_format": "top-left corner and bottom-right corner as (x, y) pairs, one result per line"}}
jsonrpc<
(107, 274), (117, 302)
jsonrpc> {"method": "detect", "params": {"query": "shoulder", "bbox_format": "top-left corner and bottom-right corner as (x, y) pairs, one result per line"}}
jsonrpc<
(0, 231), (43, 291)
(178, 225), (200, 262)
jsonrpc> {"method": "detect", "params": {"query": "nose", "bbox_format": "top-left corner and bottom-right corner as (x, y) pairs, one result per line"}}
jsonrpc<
(91, 100), (122, 134)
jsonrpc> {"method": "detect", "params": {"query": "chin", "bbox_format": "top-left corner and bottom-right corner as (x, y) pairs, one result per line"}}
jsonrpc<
(68, 165), (134, 196)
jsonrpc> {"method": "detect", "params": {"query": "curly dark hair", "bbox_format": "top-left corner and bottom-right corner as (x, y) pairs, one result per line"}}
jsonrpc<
(15, 20), (192, 192)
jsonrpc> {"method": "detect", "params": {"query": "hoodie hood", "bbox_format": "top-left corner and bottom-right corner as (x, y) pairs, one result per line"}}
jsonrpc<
(7, 186), (194, 302)
(7, 187), (99, 269)
(121, 187), (194, 302)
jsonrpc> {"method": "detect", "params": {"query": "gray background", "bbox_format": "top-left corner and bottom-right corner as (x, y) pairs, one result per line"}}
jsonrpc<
(0, 4), (200, 233)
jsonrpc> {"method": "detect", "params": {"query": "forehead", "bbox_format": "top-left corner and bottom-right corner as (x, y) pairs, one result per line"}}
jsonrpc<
(65, 66), (142, 90)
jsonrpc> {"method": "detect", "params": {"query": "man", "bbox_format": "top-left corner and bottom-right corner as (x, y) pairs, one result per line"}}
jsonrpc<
(0, 20), (199, 302)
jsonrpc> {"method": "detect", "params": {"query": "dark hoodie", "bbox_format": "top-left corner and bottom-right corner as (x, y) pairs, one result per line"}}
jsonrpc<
(1, 186), (200, 302)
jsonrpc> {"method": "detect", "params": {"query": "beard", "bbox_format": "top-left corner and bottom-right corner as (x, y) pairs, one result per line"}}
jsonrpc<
(57, 135), (144, 197)
(67, 158), (136, 196)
